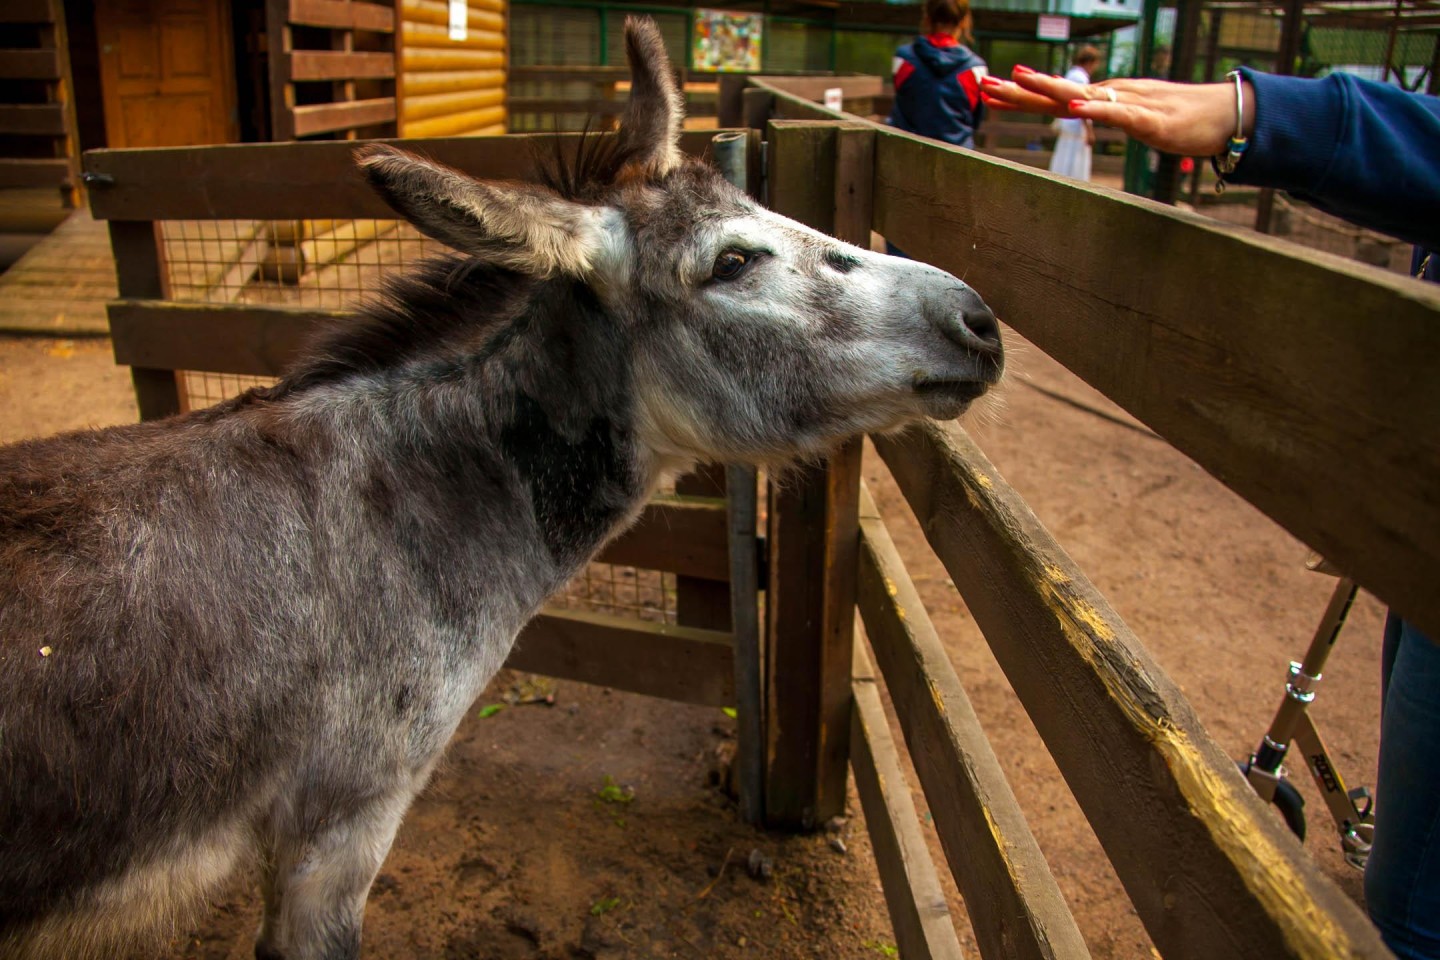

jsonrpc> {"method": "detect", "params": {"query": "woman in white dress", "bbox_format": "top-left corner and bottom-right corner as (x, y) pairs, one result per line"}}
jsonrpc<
(1049, 46), (1102, 180)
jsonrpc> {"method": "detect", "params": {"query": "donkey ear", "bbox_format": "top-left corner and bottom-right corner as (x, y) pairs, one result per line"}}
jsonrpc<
(616, 16), (684, 179)
(356, 144), (609, 278)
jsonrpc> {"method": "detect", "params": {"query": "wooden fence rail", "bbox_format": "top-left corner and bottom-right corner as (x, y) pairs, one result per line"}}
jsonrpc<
(745, 83), (1418, 958)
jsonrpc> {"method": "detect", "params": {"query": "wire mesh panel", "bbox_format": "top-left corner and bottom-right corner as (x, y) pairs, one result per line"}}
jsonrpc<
(152, 214), (683, 619)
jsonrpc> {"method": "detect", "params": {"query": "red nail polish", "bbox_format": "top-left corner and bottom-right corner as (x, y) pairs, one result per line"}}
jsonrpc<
(1013, 64), (1035, 75)
(980, 75), (1001, 86)
(1068, 100), (1086, 111)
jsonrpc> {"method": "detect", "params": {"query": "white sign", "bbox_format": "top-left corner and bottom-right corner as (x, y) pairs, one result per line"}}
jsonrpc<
(1037, 15), (1071, 41)
(823, 87), (844, 111)
(449, 0), (468, 41)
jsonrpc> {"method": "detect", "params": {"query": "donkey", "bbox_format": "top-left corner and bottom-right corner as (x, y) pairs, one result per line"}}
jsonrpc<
(0, 18), (1000, 960)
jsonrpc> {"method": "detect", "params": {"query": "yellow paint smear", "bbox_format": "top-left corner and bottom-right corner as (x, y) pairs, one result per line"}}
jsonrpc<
(1032, 567), (1365, 956)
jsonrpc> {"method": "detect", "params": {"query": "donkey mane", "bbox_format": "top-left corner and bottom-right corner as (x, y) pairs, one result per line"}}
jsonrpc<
(262, 256), (538, 401)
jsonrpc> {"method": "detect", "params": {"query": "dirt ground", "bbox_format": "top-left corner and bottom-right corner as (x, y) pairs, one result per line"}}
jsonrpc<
(0, 330), (1383, 959)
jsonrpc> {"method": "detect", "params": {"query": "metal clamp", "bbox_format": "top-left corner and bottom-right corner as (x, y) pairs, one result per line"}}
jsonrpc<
(80, 171), (115, 187)
(1286, 661), (1321, 703)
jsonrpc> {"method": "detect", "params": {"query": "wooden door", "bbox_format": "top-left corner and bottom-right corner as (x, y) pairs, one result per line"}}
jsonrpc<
(96, 0), (237, 147)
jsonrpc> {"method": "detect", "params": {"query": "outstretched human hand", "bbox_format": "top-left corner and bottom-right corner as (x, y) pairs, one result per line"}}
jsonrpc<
(979, 65), (1255, 158)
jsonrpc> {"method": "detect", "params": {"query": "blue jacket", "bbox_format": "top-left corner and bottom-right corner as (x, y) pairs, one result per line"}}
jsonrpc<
(887, 36), (987, 149)
(1232, 68), (1440, 254)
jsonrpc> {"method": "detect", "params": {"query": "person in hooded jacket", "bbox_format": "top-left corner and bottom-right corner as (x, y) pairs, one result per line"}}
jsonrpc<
(887, 0), (988, 149)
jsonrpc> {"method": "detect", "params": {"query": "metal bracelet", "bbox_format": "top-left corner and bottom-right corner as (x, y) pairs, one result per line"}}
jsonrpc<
(1212, 70), (1250, 194)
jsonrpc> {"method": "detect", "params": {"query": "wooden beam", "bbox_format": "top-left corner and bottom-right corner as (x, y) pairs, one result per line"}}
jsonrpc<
(107, 222), (180, 421)
(762, 122), (855, 830)
(857, 485), (1090, 960)
(756, 75), (885, 100)
(107, 300), (344, 378)
(0, 49), (60, 79)
(85, 131), (731, 221)
(292, 97), (397, 137)
(507, 609), (734, 708)
(871, 422), (1391, 960)
(597, 494), (731, 582)
(266, 0), (296, 141)
(2, 0), (55, 23)
(289, 0), (395, 32)
(0, 103), (66, 135)
(850, 643), (966, 960)
(289, 51), (395, 81)
(0, 157), (69, 188)
(871, 126), (1440, 640)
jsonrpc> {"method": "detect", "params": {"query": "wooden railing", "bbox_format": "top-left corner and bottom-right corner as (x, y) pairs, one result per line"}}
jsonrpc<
(741, 78), (1435, 959)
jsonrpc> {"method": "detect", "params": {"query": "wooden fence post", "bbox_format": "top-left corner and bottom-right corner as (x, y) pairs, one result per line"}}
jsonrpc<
(108, 219), (180, 420)
(762, 122), (869, 829)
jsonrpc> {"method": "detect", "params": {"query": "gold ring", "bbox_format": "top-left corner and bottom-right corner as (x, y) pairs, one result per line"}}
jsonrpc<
(1102, 87), (1118, 103)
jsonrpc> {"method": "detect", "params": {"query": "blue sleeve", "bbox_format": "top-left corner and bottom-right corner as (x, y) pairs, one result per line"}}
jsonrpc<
(1230, 68), (1440, 251)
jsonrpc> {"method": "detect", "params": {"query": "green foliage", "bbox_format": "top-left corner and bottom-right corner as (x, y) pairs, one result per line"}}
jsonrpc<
(476, 703), (505, 719)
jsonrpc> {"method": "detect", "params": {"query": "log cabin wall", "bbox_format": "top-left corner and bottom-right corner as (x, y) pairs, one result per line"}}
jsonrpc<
(397, 0), (507, 138)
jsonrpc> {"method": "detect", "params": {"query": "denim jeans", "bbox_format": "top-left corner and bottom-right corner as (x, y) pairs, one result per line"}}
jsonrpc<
(1364, 613), (1440, 959)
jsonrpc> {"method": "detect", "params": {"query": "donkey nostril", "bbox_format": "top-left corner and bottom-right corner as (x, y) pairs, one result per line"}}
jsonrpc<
(964, 305), (1001, 349)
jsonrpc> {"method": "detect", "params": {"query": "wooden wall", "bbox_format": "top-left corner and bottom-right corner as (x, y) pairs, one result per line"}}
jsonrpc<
(397, 0), (507, 138)
(0, 0), (79, 206)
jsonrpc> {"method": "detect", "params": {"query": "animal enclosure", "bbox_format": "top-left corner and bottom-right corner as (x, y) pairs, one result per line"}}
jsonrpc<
(83, 80), (1437, 960)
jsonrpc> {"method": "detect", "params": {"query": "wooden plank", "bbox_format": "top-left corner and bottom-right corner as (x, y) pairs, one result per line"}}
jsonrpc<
(850, 644), (966, 960)
(758, 75), (885, 100)
(0, 49), (60, 80)
(872, 421), (1391, 960)
(266, 0), (296, 141)
(761, 122), (852, 829)
(289, 51), (395, 81)
(0, 103), (65, 135)
(85, 131), (731, 221)
(108, 301), (345, 378)
(2, 0), (55, 23)
(293, 97), (397, 137)
(857, 485), (1090, 960)
(675, 465), (732, 630)
(871, 125), (1440, 640)
(598, 494), (731, 582)
(0, 158), (69, 188)
(108, 221), (180, 420)
(289, 0), (395, 32)
(507, 609), (734, 708)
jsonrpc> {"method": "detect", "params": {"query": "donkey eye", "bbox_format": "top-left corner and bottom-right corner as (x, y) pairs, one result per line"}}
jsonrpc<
(712, 250), (751, 281)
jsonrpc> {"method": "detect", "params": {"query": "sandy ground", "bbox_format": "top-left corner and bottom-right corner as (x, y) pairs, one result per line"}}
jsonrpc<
(0, 330), (1381, 959)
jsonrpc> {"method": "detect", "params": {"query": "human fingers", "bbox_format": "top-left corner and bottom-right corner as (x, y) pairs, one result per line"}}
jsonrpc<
(979, 75), (1072, 117)
(1008, 65), (1091, 104)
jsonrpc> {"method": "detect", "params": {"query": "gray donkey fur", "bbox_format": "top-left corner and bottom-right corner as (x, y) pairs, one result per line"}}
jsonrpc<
(0, 18), (1001, 960)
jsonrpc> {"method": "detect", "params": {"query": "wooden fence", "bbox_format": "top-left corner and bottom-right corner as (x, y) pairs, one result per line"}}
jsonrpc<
(83, 78), (1439, 958)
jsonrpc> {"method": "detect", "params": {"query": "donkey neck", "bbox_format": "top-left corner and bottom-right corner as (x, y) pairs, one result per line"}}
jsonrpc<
(282, 260), (657, 603)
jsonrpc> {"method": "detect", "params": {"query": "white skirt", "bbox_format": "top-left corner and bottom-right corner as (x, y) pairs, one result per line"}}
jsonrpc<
(1049, 129), (1092, 181)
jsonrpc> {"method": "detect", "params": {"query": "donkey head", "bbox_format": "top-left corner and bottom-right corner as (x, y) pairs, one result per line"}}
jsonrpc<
(357, 17), (1001, 468)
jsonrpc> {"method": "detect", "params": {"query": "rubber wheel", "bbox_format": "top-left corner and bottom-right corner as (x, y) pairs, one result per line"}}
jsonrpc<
(1239, 761), (1307, 841)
